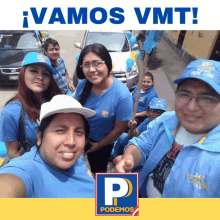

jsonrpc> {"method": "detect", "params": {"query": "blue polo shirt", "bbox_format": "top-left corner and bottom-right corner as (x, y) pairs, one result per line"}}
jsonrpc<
(137, 118), (150, 133)
(0, 146), (95, 198)
(74, 77), (133, 142)
(132, 85), (158, 113)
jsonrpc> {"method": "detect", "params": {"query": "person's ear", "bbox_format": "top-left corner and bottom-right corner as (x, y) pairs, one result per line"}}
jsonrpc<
(37, 130), (42, 147)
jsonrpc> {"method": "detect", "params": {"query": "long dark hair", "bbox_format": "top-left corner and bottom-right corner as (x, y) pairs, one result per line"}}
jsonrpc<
(76, 43), (112, 106)
(6, 66), (62, 121)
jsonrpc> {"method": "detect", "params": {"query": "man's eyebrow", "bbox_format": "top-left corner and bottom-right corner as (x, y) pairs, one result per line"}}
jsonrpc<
(178, 89), (218, 96)
(178, 89), (190, 92)
(52, 124), (85, 129)
(52, 124), (67, 128)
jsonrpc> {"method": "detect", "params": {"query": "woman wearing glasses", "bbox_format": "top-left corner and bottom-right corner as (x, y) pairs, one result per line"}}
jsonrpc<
(115, 59), (220, 198)
(74, 43), (133, 174)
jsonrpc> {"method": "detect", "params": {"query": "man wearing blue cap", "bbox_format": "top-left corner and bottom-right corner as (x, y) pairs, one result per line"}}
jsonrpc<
(112, 98), (167, 162)
(115, 59), (220, 198)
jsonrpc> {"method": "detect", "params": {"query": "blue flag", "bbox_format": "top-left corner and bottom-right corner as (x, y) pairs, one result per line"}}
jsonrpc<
(142, 30), (163, 53)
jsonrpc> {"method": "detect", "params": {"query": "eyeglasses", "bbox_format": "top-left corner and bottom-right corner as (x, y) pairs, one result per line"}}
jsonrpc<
(148, 109), (165, 114)
(80, 61), (105, 70)
(175, 90), (220, 107)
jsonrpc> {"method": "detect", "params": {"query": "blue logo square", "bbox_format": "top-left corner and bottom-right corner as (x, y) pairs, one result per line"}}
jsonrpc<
(95, 173), (139, 216)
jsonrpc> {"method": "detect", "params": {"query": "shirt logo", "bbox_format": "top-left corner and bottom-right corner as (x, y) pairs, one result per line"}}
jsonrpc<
(37, 55), (46, 63)
(139, 97), (146, 103)
(102, 110), (109, 118)
(186, 173), (210, 190)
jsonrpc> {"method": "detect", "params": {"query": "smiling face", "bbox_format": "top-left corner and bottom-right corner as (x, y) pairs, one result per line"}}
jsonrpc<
(37, 113), (86, 171)
(147, 109), (165, 121)
(142, 76), (153, 91)
(175, 79), (220, 134)
(24, 64), (50, 95)
(44, 44), (60, 63)
(82, 52), (109, 86)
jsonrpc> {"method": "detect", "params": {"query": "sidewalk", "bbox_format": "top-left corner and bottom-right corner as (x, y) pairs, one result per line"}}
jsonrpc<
(137, 37), (187, 111)
(156, 38), (187, 91)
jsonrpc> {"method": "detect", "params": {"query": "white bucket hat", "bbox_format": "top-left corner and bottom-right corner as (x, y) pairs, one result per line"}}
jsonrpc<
(40, 94), (95, 122)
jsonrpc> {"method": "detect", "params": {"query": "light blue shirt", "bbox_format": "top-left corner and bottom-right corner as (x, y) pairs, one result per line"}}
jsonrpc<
(137, 118), (150, 133)
(128, 111), (220, 198)
(0, 146), (95, 198)
(74, 77), (133, 142)
(132, 85), (158, 113)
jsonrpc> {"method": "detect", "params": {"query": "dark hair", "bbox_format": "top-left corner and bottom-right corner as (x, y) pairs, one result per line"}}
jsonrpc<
(76, 43), (112, 105)
(6, 66), (62, 121)
(144, 71), (154, 83)
(43, 38), (60, 51)
(176, 83), (183, 91)
(37, 113), (90, 147)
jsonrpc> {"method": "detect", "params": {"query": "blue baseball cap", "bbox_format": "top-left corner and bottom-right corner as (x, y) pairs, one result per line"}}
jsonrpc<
(149, 98), (167, 112)
(22, 52), (57, 76)
(173, 59), (220, 94)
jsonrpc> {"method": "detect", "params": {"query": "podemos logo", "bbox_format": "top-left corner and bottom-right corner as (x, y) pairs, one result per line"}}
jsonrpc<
(96, 173), (139, 216)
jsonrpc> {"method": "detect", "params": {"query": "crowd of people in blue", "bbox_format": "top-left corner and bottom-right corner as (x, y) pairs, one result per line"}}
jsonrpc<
(1, 35), (220, 198)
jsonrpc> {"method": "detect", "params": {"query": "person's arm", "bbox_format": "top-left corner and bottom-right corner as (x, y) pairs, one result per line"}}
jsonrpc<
(65, 70), (75, 91)
(5, 141), (21, 160)
(114, 145), (143, 173)
(135, 110), (147, 118)
(0, 174), (26, 198)
(89, 120), (128, 153)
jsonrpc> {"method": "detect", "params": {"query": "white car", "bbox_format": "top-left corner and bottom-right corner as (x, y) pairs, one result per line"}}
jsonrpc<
(73, 30), (139, 91)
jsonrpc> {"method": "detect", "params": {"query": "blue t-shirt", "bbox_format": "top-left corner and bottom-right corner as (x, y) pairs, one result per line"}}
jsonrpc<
(137, 118), (150, 133)
(0, 101), (38, 144)
(74, 77), (133, 142)
(132, 85), (158, 113)
(0, 146), (95, 198)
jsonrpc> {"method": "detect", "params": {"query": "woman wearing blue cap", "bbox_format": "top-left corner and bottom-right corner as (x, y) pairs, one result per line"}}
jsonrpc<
(0, 95), (96, 197)
(0, 52), (62, 161)
(115, 59), (220, 198)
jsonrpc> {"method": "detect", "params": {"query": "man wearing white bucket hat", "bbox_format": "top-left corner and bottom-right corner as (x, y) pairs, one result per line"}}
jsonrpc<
(115, 59), (220, 198)
(0, 95), (96, 198)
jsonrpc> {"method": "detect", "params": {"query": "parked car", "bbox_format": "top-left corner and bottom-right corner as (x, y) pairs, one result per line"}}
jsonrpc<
(0, 30), (46, 84)
(73, 30), (139, 91)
